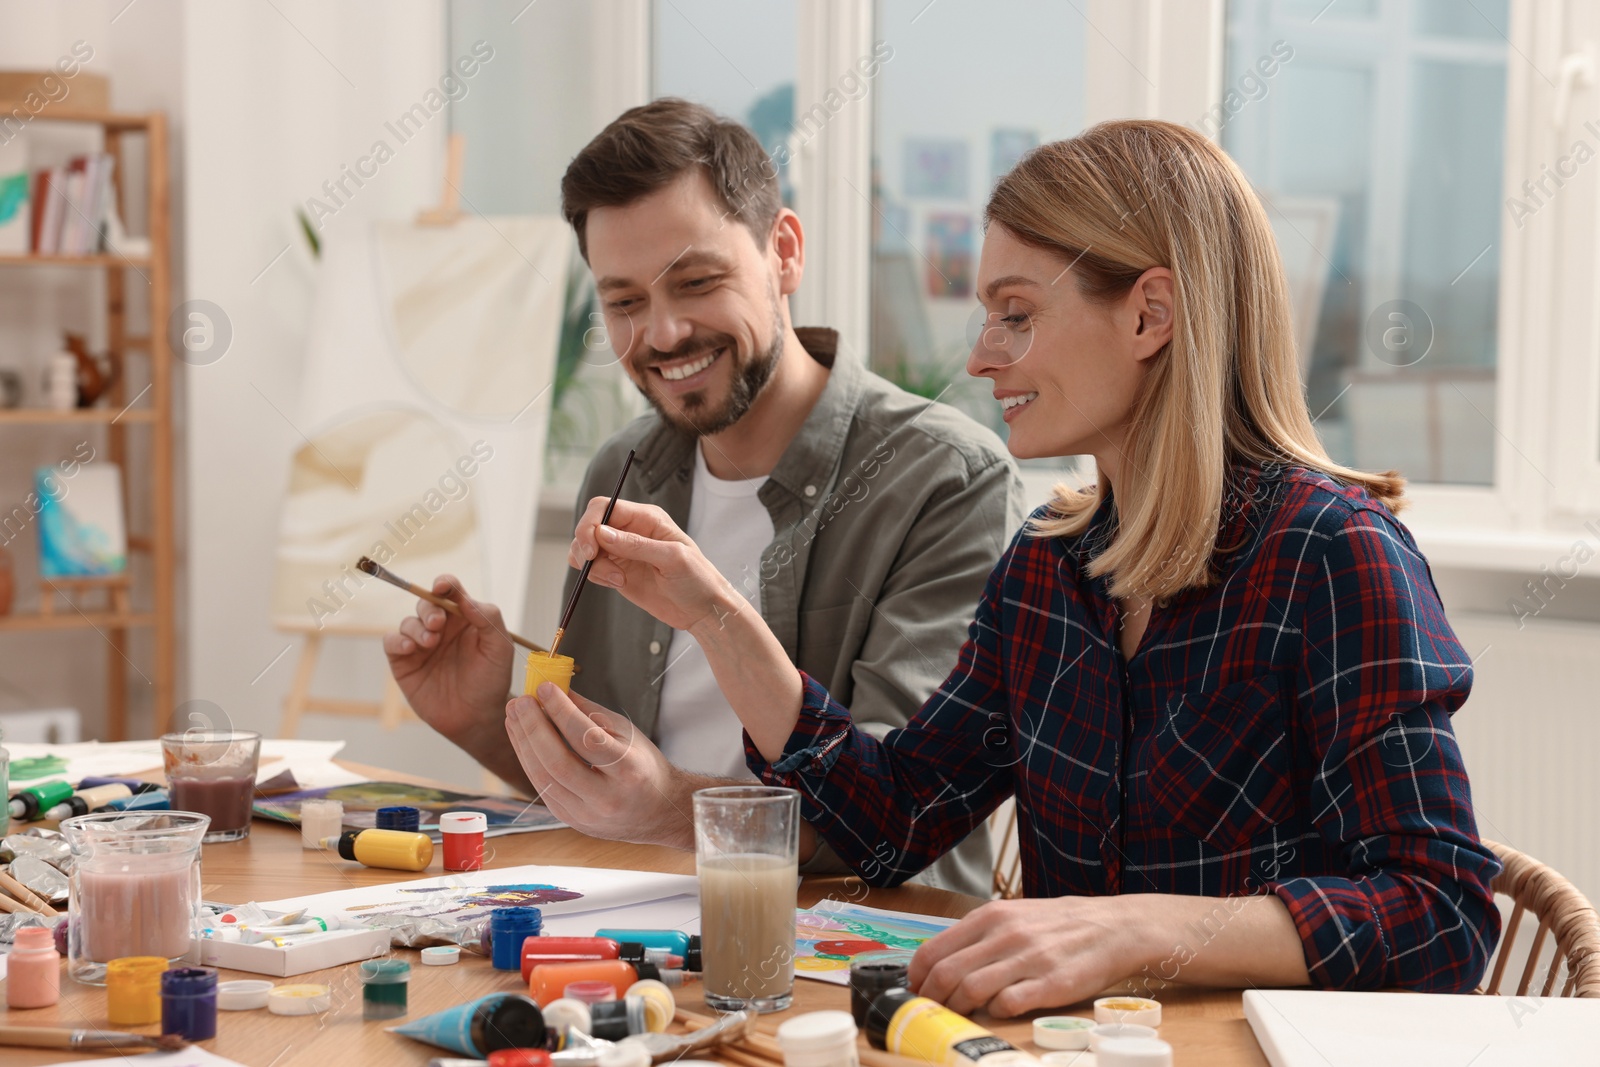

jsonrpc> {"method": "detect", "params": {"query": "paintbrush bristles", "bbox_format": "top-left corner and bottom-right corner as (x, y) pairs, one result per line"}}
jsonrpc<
(357, 557), (460, 614)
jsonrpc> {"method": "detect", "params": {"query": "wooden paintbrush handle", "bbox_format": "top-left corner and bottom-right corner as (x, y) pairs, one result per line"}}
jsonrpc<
(0, 870), (58, 916)
(0, 1025), (75, 1048)
(0, 892), (39, 916)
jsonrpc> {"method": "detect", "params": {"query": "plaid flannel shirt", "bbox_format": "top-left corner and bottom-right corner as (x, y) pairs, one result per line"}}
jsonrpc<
(747, 462), (1501, 992)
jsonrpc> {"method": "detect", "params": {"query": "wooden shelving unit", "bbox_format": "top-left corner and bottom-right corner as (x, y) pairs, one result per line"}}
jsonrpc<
(0, 107), (174, 740)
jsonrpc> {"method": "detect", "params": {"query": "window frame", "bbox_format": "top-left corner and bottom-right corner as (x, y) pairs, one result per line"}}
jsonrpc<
(610, 0), (1599, 569)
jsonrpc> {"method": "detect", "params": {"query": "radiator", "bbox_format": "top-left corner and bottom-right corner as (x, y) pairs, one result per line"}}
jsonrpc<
(1448, 612), (1600, 909)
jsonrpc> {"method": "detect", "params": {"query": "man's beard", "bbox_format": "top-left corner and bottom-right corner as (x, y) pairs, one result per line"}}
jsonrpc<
(635, 298), (785, 437)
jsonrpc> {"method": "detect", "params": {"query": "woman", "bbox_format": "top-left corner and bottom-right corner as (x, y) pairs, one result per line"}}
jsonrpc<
(552, 120), (1501, 1016)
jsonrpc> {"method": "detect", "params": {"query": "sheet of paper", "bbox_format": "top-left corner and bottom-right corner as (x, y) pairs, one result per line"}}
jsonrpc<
(254, 740), (361, 788)
(2, 738), (354, 786)
(792, 900), (957, 985)
(5, 739), (166, 781)
(1244, 988), (1600, 1066)
(38, 1048), (251, 1067)
(257, 864), (701, 927)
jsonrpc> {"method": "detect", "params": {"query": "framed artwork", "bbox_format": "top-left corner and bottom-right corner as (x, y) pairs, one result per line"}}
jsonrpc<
(990, 128), (1038, 185)
(904, 138), (968, 199)
(924, 212), (974, 299)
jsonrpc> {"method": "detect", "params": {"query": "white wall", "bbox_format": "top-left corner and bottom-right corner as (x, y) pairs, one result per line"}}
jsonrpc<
(0, 0), (184, 740)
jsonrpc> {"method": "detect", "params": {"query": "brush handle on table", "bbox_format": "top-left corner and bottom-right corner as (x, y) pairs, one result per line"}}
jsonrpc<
(0, 1026), (159, 1050)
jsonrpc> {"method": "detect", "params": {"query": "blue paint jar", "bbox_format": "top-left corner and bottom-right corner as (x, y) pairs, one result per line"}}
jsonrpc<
(375, 805), (421, 832)
(489, 907), (543, 971)
(161, 966), (219, 1041)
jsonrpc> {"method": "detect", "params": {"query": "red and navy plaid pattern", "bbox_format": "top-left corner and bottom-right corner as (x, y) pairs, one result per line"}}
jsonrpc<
(748, 463), (1501, 993)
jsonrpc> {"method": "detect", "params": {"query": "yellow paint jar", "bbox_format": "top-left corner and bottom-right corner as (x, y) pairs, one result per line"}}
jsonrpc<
(106, 955), (168, 1026)
(524, 651), (575, 696)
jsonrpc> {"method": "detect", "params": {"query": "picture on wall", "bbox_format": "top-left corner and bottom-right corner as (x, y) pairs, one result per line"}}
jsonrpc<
(990, 128), (1038, 185)
(36, 463), (126, 577)
(924, 212), (974, 299)
(903, 138), (968, 199)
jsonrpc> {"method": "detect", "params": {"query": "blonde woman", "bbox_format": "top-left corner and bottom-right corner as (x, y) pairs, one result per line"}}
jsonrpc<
(512, 120), (1501, 1016)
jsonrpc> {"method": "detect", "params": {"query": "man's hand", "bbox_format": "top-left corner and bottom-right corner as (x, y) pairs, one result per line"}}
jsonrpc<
(382, 575), (516, 768)
(505, 682), (701, 849)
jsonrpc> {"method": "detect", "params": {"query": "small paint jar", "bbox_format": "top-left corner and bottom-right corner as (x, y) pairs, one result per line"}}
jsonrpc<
(777, 1009), (861, 1067)
(6, 925), (61, 1008)
(588, 995), (646, 1040)
(106, 956), (167, 1026)
(299, 799), (343, 849)
(161, 966), (219, 1041)
(360, 958), (411, 1020)
(541, 997), (593, 1035)
(848, 950), (913, 1029)
(624, 978), (675, 1032)
(375, 805), (421, 832)
(440, 810), (487, 871)
(490, 906), (543, 971)
(524, 651), (575, 695)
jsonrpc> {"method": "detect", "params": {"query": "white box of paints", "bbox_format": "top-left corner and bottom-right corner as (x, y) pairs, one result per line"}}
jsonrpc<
(185, 926), (391, 977)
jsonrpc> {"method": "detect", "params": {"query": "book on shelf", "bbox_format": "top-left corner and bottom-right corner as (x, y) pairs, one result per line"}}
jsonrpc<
(5, 148), (122, 256)
(0, 135), (28, 254)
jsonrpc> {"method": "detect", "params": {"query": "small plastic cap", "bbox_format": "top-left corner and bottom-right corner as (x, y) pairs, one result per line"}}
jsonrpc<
(160, 966), (218, 995)
(1096, 1036), (1173, 1067)
(217, 979), (274, 1011)
(483, 1049), (553, 1067)
(487, 1051), (552, 1067)
(359, 959), (411, 984)
(865, 987), (917, 1050)
(439, 810), (488, 834)
(420, 945), (461, 966)
(1035, 1015), (1096, 1050)
(777, 1009), (858, 1053)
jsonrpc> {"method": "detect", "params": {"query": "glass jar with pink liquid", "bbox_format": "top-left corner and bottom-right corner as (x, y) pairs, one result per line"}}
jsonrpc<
(161, 729), (261, 842)
(60, 811), (210, 985)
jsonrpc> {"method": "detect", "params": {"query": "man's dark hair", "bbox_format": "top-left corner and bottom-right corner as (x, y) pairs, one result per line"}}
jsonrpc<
(561, 97), (783, 261)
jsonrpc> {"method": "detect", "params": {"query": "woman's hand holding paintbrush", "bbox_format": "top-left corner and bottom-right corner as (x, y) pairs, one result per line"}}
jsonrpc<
(568, 496), (737, 633)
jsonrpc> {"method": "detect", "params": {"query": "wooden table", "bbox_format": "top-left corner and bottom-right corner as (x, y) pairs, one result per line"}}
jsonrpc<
(6, 762), (1269, 1065)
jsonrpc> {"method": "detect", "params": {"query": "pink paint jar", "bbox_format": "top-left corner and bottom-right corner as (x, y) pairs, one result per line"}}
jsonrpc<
(6, 925), (61, 1008)
(61, 811), (210, 986)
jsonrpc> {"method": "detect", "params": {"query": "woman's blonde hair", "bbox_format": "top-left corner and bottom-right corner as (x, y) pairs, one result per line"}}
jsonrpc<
(986, 119), (1404, 600)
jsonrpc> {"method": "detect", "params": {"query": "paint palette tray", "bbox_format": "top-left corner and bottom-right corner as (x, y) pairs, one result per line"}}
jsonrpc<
(187, 926), (391, 977)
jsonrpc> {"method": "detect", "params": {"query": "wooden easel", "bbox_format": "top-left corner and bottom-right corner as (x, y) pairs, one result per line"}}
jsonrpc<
(276, 135), (468, 738)
(415, 133), (465, 226)
(277, 623), (416, 737)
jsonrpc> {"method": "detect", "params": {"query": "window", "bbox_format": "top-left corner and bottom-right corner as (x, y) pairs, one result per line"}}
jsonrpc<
(1222, 0), (1510, 486)
(653, 0), (799, 203)
(868, 0), (1088, 472)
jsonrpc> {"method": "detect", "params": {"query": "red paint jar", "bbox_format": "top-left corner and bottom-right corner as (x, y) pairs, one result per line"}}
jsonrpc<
(439, 811), (486, 871)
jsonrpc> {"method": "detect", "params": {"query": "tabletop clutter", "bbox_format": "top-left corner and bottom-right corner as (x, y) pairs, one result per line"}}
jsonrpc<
(0, 782), (1175, 1067)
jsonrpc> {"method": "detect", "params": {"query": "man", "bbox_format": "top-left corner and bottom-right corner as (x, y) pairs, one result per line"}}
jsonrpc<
(384, 98), (1022, 897)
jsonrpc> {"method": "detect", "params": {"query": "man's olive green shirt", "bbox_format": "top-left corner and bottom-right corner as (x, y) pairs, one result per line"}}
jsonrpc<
(555, 328), (1025, 898)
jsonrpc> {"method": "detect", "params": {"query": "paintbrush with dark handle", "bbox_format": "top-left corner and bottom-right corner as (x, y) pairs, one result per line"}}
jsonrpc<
(357, 556), (549, 654)
(0, 1026), (187, 1052)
